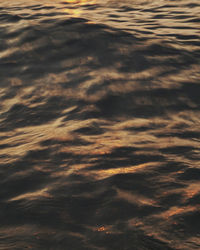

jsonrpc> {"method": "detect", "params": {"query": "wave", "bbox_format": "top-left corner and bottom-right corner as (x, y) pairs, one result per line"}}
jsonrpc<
(0, 0), (200, 249)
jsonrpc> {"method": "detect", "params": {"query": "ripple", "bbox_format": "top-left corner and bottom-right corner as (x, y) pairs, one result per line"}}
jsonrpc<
(0, 0), (200, 249)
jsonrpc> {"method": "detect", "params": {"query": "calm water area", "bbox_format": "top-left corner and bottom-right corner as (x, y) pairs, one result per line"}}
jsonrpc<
(0, 0), (200, 249)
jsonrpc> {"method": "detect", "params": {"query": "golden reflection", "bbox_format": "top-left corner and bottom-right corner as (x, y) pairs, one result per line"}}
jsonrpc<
(97, 226), (107, 232)
(52, 163), (92, 177)
(59, 0), (200, 38)
(0, 116), (66, 162)
(0, 47), (18, 59)
(1, 107), (199, 167)
(63, 0), (96, 17)
(64, 6), (82, 17)
(116, 188), (157, 206)
(9, 187), (51, 201)
(88, 225), (115, 234)
(88, 162), (161, 180)
(160, 205), (199, 219)
(184, 183), (200, 199)
(64, 0), (95, 3)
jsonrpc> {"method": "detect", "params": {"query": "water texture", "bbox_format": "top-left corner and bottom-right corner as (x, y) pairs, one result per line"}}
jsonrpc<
(0, 0), (200, 249)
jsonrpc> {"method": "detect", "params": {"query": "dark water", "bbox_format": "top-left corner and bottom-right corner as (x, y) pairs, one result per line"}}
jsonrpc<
(0, 0), (200, 249)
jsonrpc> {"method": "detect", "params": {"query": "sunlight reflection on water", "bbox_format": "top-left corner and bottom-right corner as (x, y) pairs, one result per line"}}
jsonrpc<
(0, 0), (200, 249)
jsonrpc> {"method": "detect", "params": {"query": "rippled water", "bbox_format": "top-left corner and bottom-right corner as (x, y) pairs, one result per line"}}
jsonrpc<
(0, 0), (200, 249)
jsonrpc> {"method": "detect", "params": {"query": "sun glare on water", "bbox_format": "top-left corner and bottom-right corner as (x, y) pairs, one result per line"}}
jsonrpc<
(64, 0), (96, 4)
(63, 0), (96, 17)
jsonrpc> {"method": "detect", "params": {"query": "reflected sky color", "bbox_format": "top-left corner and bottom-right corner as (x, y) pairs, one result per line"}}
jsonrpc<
(0, 0), (200, 249)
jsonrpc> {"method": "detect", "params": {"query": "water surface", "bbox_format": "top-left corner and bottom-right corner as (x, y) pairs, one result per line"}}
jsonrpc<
(0, 0), (200, 249)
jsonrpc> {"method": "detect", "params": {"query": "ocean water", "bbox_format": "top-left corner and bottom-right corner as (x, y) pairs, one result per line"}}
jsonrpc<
(0, 0), (200, 249)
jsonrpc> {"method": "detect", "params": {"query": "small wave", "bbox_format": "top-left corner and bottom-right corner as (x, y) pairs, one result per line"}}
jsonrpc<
(0, 0), (200, 249)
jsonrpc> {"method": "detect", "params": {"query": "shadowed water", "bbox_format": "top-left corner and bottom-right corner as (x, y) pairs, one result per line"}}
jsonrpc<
(0, 0), (200, 249)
